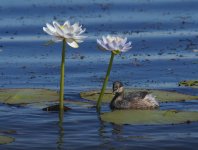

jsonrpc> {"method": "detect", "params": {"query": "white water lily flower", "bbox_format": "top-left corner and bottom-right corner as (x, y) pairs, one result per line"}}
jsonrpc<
(43, 21), (86, 48)
(97, 35), (132, 54)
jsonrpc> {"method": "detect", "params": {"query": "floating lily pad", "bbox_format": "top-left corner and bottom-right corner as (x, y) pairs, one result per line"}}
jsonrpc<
(66, 100), (94, 107)
(101, 110), (198, 125)
(80, 89), (198, 103)
(0, 89), (59, 104)
(179, 80), (198, 88)
(0, 135), (15, 144)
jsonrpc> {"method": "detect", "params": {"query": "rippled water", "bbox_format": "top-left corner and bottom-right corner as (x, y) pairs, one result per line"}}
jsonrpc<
(0, 0), (198, 149)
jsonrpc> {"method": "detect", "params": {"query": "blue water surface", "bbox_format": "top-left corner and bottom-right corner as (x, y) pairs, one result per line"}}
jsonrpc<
(0, 0), (198, 149)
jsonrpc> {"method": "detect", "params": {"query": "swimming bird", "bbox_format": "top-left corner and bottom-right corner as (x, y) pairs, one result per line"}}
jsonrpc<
(110, 81), (159, 110)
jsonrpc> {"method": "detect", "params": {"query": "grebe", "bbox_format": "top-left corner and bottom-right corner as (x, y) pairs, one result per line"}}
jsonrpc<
(110, 81), (159, 110)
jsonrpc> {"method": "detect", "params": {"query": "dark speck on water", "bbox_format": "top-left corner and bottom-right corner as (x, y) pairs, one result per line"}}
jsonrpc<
(0, 0), (198, 149)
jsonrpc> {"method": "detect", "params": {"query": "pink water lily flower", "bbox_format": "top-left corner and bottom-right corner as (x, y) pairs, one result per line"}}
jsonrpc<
(97, 35), (132, 54)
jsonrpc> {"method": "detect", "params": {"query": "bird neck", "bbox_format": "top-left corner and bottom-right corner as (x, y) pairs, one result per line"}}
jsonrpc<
(112, 92), (124, 102)
(110, 92), (124, 109)
(117, 92), (124, 98)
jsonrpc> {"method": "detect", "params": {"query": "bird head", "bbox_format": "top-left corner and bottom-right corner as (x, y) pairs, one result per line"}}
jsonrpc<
(113, 81), (124, 95)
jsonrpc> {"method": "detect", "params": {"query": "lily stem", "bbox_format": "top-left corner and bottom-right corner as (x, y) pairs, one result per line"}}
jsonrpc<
(59, 39), (66, 112)
(97, 51), (115, 112)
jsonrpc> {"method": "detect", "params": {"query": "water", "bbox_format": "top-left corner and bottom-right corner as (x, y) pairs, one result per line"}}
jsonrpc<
(0, 0), (198, 149)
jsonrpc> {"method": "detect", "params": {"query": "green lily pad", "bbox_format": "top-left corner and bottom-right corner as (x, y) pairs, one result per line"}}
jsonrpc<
(101, 110), (198, 125)
(179, 80), (198, 88)
(0, 89), (59, 104)
(64, 100), (95, 107)
(0, 135), (15, 144)
(80, 89), (198, 103)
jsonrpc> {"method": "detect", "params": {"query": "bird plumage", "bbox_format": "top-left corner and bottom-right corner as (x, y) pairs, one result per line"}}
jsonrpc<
(110, 81), (159, 110)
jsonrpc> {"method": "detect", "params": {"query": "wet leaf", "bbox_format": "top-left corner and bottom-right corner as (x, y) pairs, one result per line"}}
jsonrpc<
(0, 89), (59, 104)
(80, 89), (198, 103)
(101, 110), (198, 125)
(64, 100), (95, 107)
(179, 80), (198, 88)
(0, 135), (15, 144)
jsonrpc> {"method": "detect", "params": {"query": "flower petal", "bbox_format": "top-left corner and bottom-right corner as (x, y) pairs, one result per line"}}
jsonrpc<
(67, 39), (79, 48)
(52, 36), (63, 42)
(97, 39), (109, 50)
(97, 39), (104, 48)
(44, 20), (86, 44)
(96, 35), (132, 53)
(124, 42), (132, 48)
(43, 27), (54, 36)
(46, 23), (56, 33)
(72, 22), (79, 30)
(53, 21), (64, 37)
(121, 47), (131, 52)
(77, 28), (86, 35)
(63, 21), (70, 28)
(121, 37), (127, 45)
(102, 36), (108, 45)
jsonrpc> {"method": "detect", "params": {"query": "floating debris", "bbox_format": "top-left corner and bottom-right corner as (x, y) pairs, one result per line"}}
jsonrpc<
(42, 104), (71, 111)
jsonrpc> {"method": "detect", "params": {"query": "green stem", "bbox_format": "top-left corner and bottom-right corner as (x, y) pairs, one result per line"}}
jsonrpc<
(97, 52), (115, 111)
(59, 39), (66, 111)
(58, 108), (64, 149)
(58, 109), (64, 126)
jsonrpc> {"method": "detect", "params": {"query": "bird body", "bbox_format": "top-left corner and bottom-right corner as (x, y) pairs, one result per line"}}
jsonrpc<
(110, 81), (159, 110)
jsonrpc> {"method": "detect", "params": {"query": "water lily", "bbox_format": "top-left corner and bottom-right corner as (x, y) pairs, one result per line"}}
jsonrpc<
(43, 20), (86, 112)
(96, 35), (132, 111)
(97, 35), (132, 54)
(43, 21), (86, 48)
